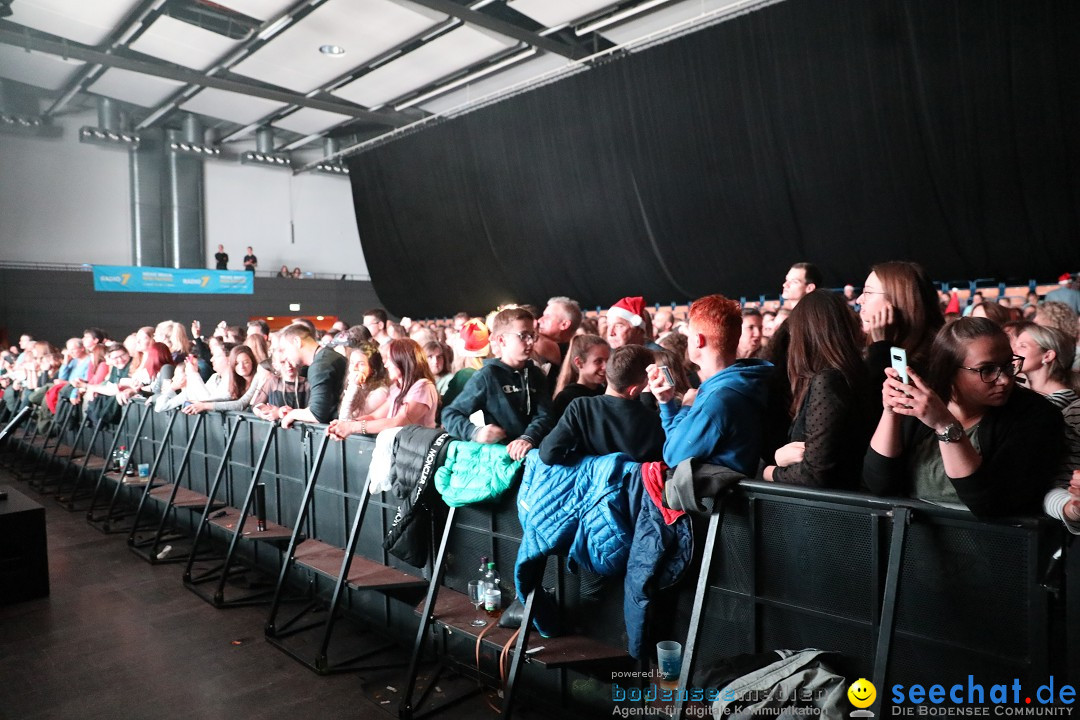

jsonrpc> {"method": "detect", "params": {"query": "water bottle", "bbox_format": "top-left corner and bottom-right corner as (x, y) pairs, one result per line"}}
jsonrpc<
(111, 446), (120, 473)
(114, 445), (126, 473)
(476, 555), (489, 587)
(483, 561), (501, 616)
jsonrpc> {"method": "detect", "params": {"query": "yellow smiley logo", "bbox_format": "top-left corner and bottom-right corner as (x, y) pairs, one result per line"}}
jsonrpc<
(848, 678), (876, 709)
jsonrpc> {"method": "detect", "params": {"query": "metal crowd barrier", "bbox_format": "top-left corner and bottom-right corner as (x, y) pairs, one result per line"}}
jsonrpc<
(5, 408), (1073, 718)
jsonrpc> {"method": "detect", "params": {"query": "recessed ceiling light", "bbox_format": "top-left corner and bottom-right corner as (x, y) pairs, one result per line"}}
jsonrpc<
(319, 44), (346, 56)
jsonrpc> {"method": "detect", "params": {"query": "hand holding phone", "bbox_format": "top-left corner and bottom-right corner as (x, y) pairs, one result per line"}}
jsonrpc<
(890, 346), (909, 385)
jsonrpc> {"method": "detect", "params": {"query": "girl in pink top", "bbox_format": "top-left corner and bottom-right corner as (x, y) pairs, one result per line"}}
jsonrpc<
(328, 339), (439, 438)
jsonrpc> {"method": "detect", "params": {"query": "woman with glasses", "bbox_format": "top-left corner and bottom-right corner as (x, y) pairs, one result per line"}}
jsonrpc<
(856, 261), (945, 383)
(864, 317), (1065, 518)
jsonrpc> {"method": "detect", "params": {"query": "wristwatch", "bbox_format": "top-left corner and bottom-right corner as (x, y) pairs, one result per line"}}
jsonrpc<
(935, 422), (963, 443)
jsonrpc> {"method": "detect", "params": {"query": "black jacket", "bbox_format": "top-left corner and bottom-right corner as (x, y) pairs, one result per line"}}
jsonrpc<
(384, 427), (451, 568)
(306, 346), (347, 424)
(539, 394), (665, 465)
(863, 387), (1064, 518)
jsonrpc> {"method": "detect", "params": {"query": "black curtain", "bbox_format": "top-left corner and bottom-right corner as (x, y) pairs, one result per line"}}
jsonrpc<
(348, 0), (1080, 317)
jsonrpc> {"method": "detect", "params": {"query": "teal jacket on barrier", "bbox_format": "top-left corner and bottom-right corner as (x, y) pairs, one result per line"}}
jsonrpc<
(434, 441), (524, 507)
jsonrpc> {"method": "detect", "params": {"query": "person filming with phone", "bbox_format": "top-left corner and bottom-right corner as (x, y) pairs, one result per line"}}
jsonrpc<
(647, 294), (772, 472)
(864, 317), (1064, 518)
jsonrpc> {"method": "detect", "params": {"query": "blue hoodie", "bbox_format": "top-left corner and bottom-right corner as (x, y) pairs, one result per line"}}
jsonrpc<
(660, 358), (773, 473)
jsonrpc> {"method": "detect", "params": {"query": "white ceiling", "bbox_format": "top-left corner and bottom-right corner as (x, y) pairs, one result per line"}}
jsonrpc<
(0, 0), (772, 164)
(180, 87), (286, 126)
(600, 0), (750, 44)
(9, 0), (142, 46)
(333, 24), (519, 109)
(232, 0), (448, 95)
(87, 67), (187, 108)
(0, 45), (85, 92)
(417, 52), (570, 114)
(129, 15), (242, 72)
(506, 0), (618, 28)
(274, 107), (354, 136)
(208, 0), (298, 22)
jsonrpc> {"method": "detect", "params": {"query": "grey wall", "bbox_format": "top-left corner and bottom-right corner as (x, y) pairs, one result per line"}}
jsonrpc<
(0, 109), (130, 265)
(0, 268), (382, 347)
(0, 109), (371, 277)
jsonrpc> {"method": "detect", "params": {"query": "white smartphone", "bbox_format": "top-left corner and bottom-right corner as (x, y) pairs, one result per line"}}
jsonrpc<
(659, 365), (676, 387)
(890, 346), (909, 385)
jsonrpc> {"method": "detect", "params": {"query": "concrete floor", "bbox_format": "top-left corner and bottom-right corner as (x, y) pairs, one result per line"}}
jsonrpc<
(0, 466), (513, 720)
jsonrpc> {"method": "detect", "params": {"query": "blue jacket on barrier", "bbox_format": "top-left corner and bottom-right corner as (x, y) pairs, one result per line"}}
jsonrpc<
(515, 452), (692, 658)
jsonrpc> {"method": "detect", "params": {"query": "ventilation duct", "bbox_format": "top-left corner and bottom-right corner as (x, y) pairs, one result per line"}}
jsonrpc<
(168, 113), (221, 155)
(80, 95), (138, 147)
(314, 136), (349, 176)
(241, 126), (291, 169)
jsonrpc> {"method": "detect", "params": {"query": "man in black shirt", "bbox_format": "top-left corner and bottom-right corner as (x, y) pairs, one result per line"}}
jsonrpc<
(214, 244), (228, 270)
(278, 323), (346, 428)
(243, 246), (258, 273)
(539, 345), (664, 465)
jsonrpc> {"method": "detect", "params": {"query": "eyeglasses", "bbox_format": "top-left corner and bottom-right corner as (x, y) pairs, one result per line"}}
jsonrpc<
(860, 290), (886, 296)
(503, 331), (537, 344)
(959, 355), (1024, 384)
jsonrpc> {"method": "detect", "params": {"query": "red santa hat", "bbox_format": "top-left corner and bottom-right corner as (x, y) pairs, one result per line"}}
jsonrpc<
(1060, 272), (1073, 283)
(459, 318), (490, 357)
(607, 296), (646, 327)
(945, 291), (960, 315)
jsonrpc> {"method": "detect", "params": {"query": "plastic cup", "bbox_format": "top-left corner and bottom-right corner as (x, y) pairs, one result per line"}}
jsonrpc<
(656, 640), (682, 681)
(138, 463), (150, 478)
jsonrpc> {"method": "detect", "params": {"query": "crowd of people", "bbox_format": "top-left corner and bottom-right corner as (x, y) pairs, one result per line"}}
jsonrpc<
(2, 262), (1078, 531)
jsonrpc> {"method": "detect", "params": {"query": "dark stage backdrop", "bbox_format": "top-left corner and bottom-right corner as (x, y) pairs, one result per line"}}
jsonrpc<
(348, 0), (1080, 317)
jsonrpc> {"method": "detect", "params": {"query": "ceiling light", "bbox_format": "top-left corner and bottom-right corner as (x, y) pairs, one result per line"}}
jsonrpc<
(393, 48), (538, 111)
(257, 15), (292, 41)
(79, 126), (140, 149)
(319, 44), (346, 56)
(241, 151), (293, 170)
(574, 0), (674, 35)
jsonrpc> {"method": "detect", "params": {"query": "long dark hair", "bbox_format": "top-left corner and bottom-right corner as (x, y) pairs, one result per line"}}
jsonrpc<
(871, 261), (945, 368)
(786, 291), (866, 416)
(227, 346), (256, 399)
(385, 339), (435, 416)
(927, 317), (1011, 402)
(554, 334), (608, 395)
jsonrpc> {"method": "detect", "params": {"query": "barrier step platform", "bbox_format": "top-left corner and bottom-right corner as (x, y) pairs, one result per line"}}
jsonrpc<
(294, 539), (427, 591)
(417, 590), (629, 670)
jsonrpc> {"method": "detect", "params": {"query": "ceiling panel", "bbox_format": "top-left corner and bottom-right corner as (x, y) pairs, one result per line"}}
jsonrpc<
(9, 0), (141, 46)
(209, 0), (297, 22)
(506, 0), (617, 28)
(418, 53), (569, 115)
(600, 0), (749, 44)
(129, 15), (241, 71)
(180, 87), (287, 126)
(87, 67), (186, 107)
(232, 0), (448, 94)
(333, 25), (518, 109)
(273, 107), (353, 136)
(0, 45), (85, 91)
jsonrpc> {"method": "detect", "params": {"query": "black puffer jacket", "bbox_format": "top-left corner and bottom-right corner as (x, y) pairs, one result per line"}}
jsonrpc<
(384, 426), (451, 567)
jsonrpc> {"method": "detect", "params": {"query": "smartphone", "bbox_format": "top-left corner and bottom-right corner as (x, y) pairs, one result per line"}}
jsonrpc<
(889, 346), (909, 385)
(659, 365), (676, 387)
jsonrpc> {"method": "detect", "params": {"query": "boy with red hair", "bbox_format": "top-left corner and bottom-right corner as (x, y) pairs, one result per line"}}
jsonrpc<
(648, 294), (772, 473)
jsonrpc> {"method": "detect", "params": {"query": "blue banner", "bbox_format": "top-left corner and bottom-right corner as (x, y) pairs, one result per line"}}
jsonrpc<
(92, 265), (253, 294)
